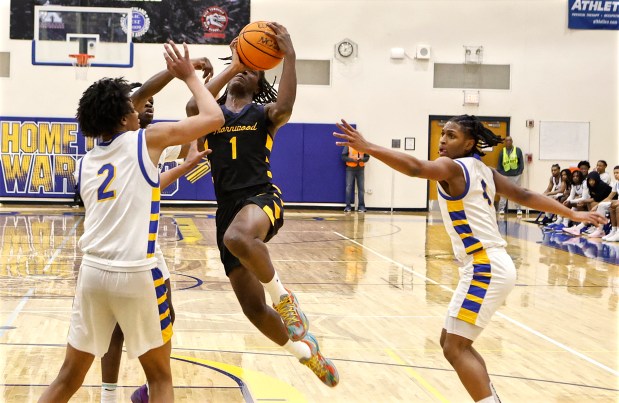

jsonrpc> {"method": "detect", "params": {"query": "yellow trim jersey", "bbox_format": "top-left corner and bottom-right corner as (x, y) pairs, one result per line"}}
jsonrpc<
(205, 103), (274, 203)
(75, 129), (161, 264)
(437, 157), (507, 262)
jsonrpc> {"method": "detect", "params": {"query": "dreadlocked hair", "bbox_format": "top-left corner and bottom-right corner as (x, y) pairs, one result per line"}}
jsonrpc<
(217, 57), (278, 105)
(448, 115), (503, 157)
(77, 77), (133, 138)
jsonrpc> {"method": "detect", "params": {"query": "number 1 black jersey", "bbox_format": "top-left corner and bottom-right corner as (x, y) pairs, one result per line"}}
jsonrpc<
(205, 103), (274, 203)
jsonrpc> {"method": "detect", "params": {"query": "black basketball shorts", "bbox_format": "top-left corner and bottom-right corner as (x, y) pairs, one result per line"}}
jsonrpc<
(215, 184), (284, 275)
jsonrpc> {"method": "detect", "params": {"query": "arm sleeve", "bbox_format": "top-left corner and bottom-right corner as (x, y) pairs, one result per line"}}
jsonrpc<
(573, 186), (590, 203)
(566, 186), (576, 202)
(516, 148), (525, 175)
(161, 145), (182, 163)
(496, 151), (505, 174)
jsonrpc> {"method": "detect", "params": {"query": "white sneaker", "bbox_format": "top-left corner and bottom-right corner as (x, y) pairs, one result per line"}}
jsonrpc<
(587, 227), (605, 238)
(585, 226), (596, 234)
(517, 210), (523, 216)
(602, 229), (617, 240)
(605, 232), (619, 242)
(498, 210), (505, 215)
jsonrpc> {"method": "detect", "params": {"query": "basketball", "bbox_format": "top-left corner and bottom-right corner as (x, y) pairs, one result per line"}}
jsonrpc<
(236, 21), (284, 71)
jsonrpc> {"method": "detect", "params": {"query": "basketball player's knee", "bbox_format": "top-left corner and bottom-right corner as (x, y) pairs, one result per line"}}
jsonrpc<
(144, 370), (172, 388)
(223, 229), (250, 257)
(240, 300), (268, 323)
(57, 366), (86, 391)
(442, 342), (463, 364)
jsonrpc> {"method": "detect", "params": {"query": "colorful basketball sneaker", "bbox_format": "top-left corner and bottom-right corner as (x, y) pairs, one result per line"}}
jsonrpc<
(300, 333), (339, 387)
(273, 289), (309, 341)
(130, 384), (149, 403)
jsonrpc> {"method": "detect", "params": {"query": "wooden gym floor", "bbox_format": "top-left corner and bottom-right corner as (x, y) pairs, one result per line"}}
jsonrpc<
(0, 205), (617, 402)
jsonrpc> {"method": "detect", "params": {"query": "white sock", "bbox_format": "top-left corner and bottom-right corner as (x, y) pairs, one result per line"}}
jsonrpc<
(101, 383), (118, 403)
(263, 271), (288, 304)
(476, 397), (495, 403)
(283, 339), (311, 360)
(490, 382), (501, 402)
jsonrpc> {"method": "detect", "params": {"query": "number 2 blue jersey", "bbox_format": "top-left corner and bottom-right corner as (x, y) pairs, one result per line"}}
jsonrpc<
(75, 129), (161, 264)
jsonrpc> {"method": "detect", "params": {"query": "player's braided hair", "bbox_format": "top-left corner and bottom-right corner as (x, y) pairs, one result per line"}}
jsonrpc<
(77, 77), (133, 138)
(217, 71), (278, 105)
(448, 115), (504, 157)
(217, 56), (278, 105)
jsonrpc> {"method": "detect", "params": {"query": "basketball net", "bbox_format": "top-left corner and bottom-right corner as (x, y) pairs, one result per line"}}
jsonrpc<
(69, 54), (94, 81)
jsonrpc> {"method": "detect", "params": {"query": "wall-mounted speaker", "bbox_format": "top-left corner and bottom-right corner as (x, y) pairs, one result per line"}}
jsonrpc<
(415, 45), (431, 60)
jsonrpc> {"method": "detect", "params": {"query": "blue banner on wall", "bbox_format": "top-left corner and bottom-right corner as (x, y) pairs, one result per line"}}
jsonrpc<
(569, 0), (619, 30)
(0, 117), (346, 204)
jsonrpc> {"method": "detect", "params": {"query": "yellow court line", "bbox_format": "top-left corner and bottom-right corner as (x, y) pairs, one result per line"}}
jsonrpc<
(172, 354), (307, 402)
(174, 217), (203, 243)
(386, 349), (450, 403)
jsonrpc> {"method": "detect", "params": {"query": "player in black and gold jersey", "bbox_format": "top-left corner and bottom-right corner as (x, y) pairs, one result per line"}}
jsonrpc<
(186, 22), (338, 387)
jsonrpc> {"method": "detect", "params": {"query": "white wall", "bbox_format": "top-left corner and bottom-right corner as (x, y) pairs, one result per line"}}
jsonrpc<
(1, 0), (617, 208)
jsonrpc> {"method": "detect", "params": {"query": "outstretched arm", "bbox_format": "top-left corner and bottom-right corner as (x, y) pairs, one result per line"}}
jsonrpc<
(160, 142), (210, 190)
(186, 38), (246, 115)
(333, 119), (461, 182)
(132, 57), (214, 113)
(493, 170), (607, 225)
(146, 42), (224, 166)
(265, 22), (296, 132)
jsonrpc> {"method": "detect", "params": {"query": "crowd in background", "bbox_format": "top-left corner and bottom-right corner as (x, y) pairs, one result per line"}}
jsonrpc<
(537, 160), (619, 242)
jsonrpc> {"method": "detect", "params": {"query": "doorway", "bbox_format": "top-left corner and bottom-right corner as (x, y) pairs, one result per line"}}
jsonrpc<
(427, 115), (510, 204)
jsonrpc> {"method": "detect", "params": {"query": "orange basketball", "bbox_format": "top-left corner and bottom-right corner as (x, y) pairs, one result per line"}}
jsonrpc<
(236, 21), (284, 71)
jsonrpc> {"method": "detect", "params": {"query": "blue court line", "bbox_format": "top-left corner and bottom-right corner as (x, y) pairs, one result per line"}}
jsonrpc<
(2, 341), (615, 392)
(172, 272), (204, 290)
(0, 384), (239, 390)
(0, 288), (33, 337)
(172, 356), (253, 403)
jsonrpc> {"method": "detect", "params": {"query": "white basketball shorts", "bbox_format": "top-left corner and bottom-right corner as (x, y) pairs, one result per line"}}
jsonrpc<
(154, 243), (170, 280)
(445, 247), (516, 340)
(68, 262), (173, 359)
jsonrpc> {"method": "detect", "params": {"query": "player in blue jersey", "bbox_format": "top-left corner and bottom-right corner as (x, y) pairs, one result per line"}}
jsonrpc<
(186, 23), (339, 387)
(334, 115), (606, 403)
(39, 42), (224, 403)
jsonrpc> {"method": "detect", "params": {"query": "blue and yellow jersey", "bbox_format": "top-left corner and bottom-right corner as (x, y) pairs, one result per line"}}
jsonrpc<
(437, 157), (506, 262)
(75, 129), (160, 264)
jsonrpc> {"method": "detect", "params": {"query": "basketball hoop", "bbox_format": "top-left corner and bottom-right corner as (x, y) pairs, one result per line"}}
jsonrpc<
(69, 54), (94, 81)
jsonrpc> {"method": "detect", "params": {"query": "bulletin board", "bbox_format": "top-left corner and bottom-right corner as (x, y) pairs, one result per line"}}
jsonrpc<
(539, 121), (589, 161)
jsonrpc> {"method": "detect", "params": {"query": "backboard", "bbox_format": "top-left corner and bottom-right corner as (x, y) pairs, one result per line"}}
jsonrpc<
(32, 6), (133, 68)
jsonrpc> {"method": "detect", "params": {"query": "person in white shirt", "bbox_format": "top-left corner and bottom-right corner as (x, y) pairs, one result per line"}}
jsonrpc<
(596, 160), (611, 185)
(333, 114), (605, 403)
(39, 41), (224, 403)
(602, 165), (619, 241)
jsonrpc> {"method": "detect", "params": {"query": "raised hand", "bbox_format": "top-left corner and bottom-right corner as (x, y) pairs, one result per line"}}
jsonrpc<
(184, 141), (211, 169)
(191, 57), (214, 80)
(163, 41), (194, 81)
(266, 22), (295, 57)
(333, 119), (371, 153)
